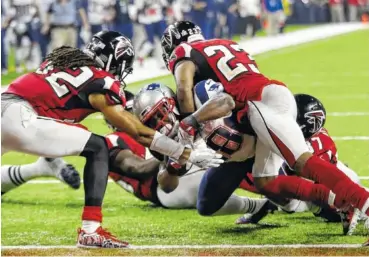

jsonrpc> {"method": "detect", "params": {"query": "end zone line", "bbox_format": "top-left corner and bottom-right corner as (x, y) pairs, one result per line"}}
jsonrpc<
(1, 244), (365, 250)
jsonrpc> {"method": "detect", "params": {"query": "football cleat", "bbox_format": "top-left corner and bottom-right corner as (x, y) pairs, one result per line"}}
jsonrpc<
(339, 208), (360, 236)
(56, 164), (81, 190)
(235, 200), (277, 225)
(77, 227), (129, 248)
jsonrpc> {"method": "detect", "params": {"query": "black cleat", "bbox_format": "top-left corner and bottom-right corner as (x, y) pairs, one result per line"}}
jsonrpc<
(236, 200), (278, 224)
(57, 164), (81, 189)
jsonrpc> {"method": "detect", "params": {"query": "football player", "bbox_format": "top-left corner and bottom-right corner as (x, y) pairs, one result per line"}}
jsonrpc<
(130, 82), (351, 225)
(160, 21), (369, 224)
(237, 94), (369, 235)
(104, 88), (267, 215)
(1, 30), (222, 248)
(7, 0), (40, 72)
(130, 0), (168, 66)
(138, 78), (369, 241)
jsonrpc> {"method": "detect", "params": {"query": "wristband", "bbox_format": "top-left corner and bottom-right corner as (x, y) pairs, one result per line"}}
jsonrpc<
(149, 131), (185, 160)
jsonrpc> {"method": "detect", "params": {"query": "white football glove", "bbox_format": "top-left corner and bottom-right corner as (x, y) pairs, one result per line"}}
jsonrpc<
(188, 148), (224, 169)
(178, 115), (200, 148)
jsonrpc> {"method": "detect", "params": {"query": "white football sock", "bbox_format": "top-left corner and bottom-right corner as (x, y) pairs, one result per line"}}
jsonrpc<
(213, 195), (267, 216)
(1, 157), (67, 194)
(279, 199), (313, 213)
(82, 220), (101, 234)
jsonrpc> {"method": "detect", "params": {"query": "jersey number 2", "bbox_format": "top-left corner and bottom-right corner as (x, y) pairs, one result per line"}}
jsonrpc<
(204, 45), (260, 81)
(45, 67), (94, 98)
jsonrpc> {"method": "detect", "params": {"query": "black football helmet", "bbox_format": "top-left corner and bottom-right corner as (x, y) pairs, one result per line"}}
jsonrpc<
(295, 94), (326, 139)
(84, 31), (134, 87)
(161, 21), (203, 68)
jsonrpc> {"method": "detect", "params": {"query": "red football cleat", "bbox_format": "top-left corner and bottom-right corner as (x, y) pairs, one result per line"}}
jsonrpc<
(77, 227), (129, 248)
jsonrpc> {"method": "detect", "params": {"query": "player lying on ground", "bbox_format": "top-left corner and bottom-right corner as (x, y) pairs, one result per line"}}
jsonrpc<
(129, 82), (352, 229)
(105, 88), (267, 215)
(1, 30), (223, 248)
(1, 157), (80, 194)
(160, 21), (369, 231)
(236, 94), (369, 236)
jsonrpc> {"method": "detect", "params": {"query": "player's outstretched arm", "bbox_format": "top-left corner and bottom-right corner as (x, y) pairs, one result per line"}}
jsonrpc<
(177, 92), (236, 147)
(88, 93), (224, 168)
(174, 60), (197, 114)
(192, 92), (235, 123)
(112, 149), (161, 179)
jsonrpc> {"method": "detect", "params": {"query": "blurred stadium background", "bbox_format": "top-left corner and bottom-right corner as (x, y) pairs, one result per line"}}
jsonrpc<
(1, 0), (369, 76)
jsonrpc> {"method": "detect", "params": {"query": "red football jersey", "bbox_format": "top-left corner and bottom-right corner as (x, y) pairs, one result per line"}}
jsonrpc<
(307, 128), (338, 164)
(168, 39), (284, 105)
(5, 62), (126, 123)
(105, 132), (160, 205)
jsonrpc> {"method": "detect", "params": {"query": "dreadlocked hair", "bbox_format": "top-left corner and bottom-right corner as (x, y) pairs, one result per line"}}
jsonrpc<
(45, 46), (99, 69)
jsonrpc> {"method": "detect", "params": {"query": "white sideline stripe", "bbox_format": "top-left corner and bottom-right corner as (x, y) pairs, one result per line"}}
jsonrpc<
(1, 244), (364, 250)
(329, 112), (369, 117)
(331, 136), (369, 140)
(22, 176), (369, 185)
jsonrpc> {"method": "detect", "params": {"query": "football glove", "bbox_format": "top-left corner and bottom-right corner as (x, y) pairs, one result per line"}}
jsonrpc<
(187, 147), (224, 168)
(178, 115), (200, 148)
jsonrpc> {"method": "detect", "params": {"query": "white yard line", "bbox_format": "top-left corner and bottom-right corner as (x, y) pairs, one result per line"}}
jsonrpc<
(332, 136), (369, 141)
(1, 244), (364, 250)
(329, 112), (369, 117)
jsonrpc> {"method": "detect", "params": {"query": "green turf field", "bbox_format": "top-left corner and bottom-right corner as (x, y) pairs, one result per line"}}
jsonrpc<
(1, 30), (369, 253)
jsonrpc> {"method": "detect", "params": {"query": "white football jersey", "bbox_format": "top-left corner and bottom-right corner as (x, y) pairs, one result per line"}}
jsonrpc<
(87, 0), (116, 25)
(11, 0), (36, 23)
(134, 0), (167, 24)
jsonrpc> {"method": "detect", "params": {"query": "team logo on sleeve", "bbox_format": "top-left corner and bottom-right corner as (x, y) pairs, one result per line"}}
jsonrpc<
(304, 110), (326, 133)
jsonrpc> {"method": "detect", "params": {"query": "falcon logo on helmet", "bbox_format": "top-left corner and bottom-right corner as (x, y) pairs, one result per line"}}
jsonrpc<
(84, 31), (134, 88)
(295, 93), (326, 139)
(115, 39), (134, 60)
(304, 110), (326, 135)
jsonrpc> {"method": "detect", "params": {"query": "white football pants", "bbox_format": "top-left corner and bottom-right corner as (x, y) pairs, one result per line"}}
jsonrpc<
(1, 100), (91, 157)
(248, 84), (310, 178)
